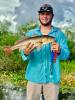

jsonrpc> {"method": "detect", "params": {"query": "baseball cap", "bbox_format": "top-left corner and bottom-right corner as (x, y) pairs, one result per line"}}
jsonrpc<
(38, 4), (53, 14)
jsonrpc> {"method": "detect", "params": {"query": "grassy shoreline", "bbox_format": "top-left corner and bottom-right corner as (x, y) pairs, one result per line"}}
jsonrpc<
(0, 60), (75, 93)
(60, 60), (75, 92)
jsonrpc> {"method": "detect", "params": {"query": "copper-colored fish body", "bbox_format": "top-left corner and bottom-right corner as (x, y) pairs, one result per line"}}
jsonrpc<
(5, 35), (55, 51)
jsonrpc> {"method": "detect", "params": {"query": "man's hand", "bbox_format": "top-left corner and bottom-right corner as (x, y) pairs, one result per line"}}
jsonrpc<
(51, 42), (60, 53)
(23, 42), (36, 55)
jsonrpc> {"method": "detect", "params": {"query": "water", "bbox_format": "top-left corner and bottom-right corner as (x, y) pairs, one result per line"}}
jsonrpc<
(0, 82), (75, 100)
(0, 82), (26, 100)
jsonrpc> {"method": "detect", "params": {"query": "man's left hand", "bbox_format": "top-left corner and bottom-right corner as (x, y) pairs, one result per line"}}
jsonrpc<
(51, 42), (60, 53)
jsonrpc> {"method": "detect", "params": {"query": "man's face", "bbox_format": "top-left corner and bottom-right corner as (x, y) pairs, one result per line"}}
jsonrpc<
(39, 12), (53, 26)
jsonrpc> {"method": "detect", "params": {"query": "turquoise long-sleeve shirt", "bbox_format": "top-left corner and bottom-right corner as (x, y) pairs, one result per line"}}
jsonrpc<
(20, 26), (70, 83)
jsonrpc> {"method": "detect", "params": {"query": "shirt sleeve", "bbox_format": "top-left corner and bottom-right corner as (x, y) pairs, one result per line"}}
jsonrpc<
(19, 31), (31, 61)
(20, 50), (31, 61)
(58, 32), (70, 60)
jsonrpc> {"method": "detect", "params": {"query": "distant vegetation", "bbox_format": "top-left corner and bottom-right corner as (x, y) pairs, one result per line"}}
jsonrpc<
(65, 30), (75, 60)
(0, 21), (75, 92)
(0, 20), (11, 35)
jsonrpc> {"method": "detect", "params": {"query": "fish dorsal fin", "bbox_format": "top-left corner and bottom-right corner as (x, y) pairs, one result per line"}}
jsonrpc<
(36, 44), (42, 51)
(15, 34), (39, 45)
(31, 34), (38, 37)
(15, 36), (29, 44)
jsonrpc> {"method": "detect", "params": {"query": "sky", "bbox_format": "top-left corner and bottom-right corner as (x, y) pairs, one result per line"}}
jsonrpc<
(0, 0), (75, 32)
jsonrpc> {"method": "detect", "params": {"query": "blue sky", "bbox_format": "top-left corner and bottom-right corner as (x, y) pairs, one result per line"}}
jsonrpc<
(0, 0), (75, 32)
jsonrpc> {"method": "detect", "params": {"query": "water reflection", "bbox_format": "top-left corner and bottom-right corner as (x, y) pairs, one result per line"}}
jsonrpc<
(0, 82), (26, 100)
(0, 83), (75, 100)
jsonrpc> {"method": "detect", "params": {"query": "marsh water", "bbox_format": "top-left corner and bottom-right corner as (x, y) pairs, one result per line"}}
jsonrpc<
(0, 83), (75, 100)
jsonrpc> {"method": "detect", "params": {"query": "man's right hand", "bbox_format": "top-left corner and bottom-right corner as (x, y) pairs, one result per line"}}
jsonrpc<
(23, 42), (35, 55)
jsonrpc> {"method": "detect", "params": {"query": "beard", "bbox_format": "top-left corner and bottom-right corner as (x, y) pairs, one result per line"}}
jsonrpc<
(39, 18), (52, 26)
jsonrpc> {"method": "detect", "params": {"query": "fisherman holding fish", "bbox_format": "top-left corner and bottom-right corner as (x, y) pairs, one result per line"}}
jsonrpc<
(21, 4), (70, 100)
(4, 4), (70, 100)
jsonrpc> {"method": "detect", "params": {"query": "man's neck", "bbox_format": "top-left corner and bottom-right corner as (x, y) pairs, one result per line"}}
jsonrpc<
(40, 24), (52, 35)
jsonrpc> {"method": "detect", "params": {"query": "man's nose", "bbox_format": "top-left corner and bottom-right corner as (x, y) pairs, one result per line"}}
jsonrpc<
(43, 14), (48, 17)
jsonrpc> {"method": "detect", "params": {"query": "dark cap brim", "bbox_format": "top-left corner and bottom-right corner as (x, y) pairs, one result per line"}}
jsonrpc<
(38, 10), (53, 14)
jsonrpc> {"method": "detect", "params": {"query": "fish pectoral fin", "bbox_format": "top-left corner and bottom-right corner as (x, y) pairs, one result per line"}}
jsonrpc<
(36, 42), (42, 50)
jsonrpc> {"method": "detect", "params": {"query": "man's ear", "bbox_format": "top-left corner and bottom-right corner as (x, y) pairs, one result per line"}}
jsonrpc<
(52, 14), (54, 19)
(52, 13), (54, 17)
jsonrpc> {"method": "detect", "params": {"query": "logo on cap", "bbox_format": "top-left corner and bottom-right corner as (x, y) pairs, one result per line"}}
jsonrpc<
(38, 4), (53, 14)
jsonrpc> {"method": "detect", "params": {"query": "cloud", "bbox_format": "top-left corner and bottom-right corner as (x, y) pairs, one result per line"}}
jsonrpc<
(0, 0), (20, 32)
(15, 0), (75, 27)
(0, 0), (75, 32)
(0, 0), (20, 15)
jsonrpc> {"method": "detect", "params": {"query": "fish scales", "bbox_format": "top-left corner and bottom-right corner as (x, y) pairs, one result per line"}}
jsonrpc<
(8, 35), (55, 51)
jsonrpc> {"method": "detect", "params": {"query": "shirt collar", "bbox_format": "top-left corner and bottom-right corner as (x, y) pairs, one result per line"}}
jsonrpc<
(34, 26), (59, 37)
(35, 26), (58, 32)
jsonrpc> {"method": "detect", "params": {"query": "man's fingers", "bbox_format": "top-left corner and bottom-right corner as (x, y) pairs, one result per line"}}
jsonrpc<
(28, 43), (34, 49)
(26, 42), (31, 48)
(24, 42), (35, 54)
(27, 43), (35, 51)
(29, 45), (35, 51)
(51, 42), (60, 52)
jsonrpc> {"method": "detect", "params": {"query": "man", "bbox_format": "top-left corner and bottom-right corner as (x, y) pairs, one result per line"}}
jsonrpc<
(20, 4), (70, 100)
